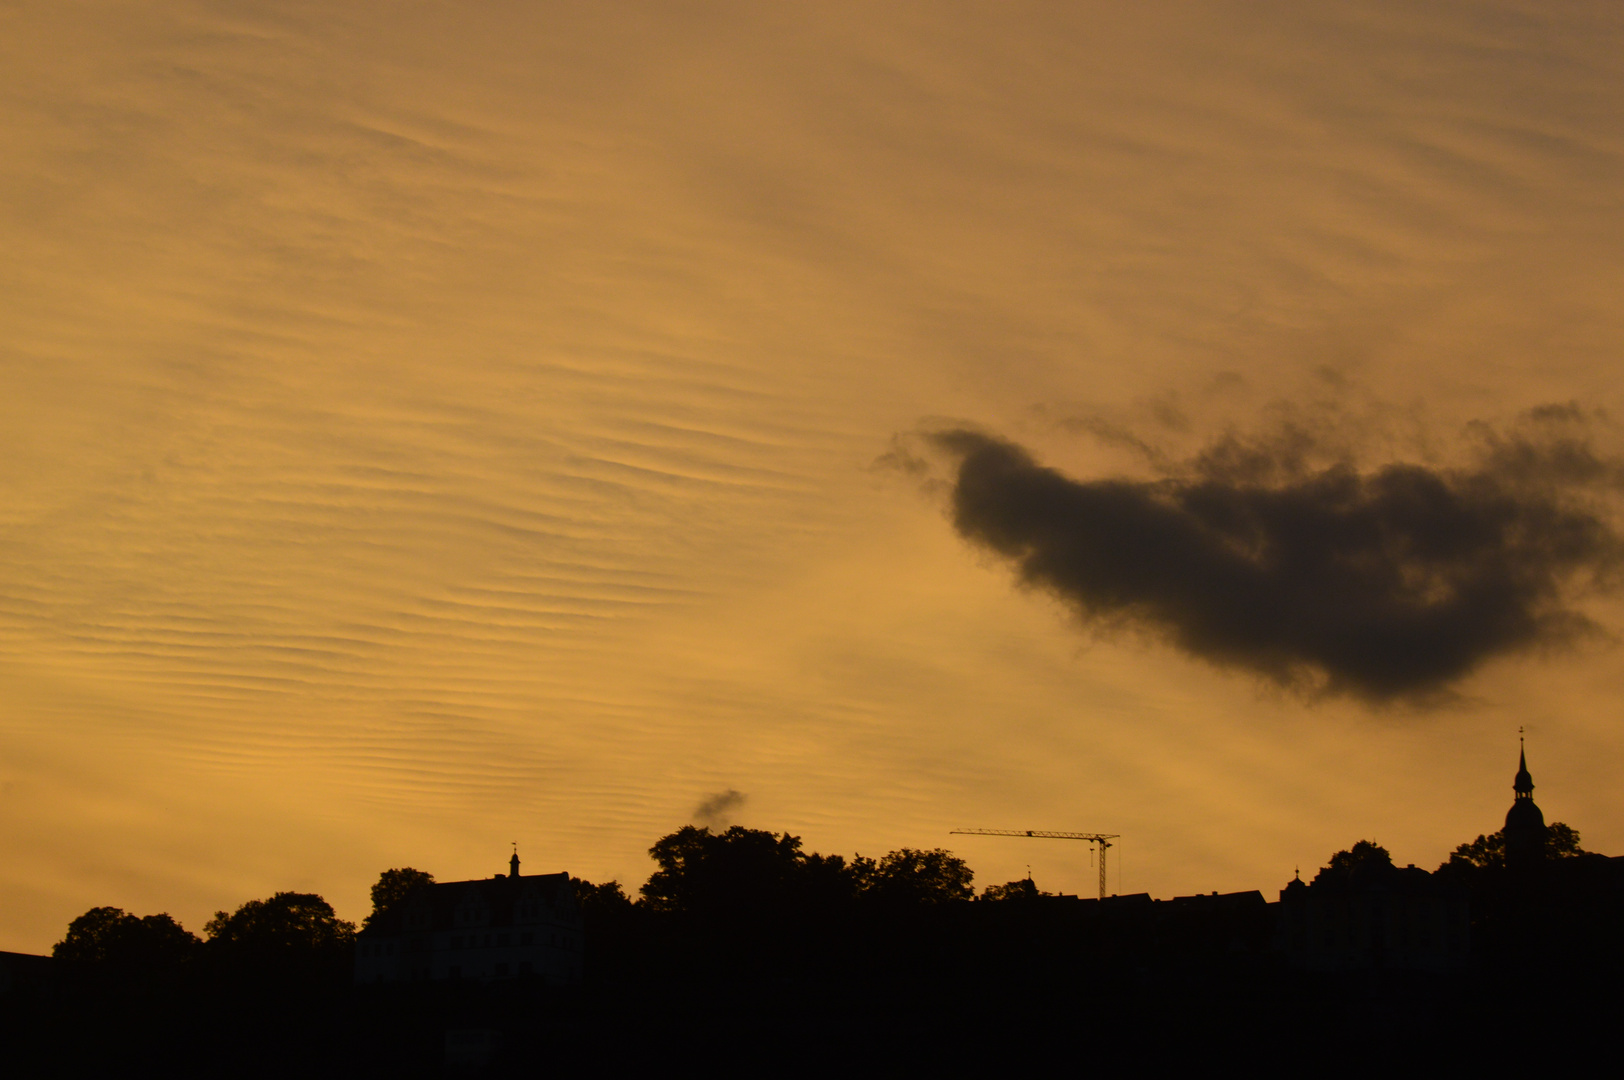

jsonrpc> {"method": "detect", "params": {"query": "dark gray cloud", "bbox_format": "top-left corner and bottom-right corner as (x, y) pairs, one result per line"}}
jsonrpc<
(930, 416), (1624, 702)
(693, 789), (747, 829)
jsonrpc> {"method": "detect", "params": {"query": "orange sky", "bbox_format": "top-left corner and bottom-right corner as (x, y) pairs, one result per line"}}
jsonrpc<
(4, 0), (1624, 952)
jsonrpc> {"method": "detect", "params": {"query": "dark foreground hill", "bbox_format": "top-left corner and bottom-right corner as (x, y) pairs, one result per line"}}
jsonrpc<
(5, 896), (1621, 1077)
(9, 821), (1623, 1075)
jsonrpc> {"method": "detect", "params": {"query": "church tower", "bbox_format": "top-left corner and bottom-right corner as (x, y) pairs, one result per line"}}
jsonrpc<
(1503, 736), (1547, 870)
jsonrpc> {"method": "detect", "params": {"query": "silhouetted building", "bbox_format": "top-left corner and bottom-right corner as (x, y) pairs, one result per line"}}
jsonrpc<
(1157, 890), (1273, 956)
(354, 852), (582, 986)
(1504, 739), (1548, 870)
(0, 951), (53, 995)
(1276, 863), (1469, 972)
(1451, 742), (1624, 962)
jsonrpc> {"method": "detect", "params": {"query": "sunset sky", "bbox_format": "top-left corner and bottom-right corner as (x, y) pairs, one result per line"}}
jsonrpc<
(5, 0), (1624, 953)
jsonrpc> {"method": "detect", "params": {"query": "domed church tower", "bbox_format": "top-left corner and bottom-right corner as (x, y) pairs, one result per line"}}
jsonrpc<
(1503, 736), (1547, 870)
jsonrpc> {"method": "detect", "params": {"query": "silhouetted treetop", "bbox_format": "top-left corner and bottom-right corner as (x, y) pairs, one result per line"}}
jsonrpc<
(1440, 822), (1586, 873)
(364, 867), (434, 930)
(1313, 840), (1393, 885)
(636, 826), (976, 918)
(800, 852), (864, 906)
(1546, 821), (1585, 858)
(1446, 829), (1505, 872)
(641, 826), (810, 915)
(53, 907), (199, 969)
(863, 848), (974, 905)
(205, 892), (355, 972)
(571, 876), (633, 915)
(982, 878), (1048, 902)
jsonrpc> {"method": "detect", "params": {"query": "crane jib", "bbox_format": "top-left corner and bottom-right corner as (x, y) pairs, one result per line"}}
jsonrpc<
(949, 828), (1121, 900)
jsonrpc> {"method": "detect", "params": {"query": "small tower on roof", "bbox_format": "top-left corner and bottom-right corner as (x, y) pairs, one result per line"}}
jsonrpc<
(510, 843), (521, 879)
(1504, 732), (1547, 870)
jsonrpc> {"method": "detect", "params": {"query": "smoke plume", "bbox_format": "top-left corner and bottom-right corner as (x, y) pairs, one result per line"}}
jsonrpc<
(929, 414), (1624, 702)
(693, 789), (747, 829)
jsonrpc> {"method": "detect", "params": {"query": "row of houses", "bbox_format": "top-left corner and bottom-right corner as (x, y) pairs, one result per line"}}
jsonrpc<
(958, 871), (1471, 975)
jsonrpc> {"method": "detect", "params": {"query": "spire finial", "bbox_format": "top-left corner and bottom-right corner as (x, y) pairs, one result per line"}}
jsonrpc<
(509, 843), (520, 879)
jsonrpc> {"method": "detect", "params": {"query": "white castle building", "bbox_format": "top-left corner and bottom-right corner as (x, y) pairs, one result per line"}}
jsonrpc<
(354, 853), (583, 986)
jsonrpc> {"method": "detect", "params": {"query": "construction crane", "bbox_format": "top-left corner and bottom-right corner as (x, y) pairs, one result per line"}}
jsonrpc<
(950, 829), (1121, 900)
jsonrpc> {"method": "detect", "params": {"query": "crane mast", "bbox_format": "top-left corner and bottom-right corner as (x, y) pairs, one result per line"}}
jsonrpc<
(950, 828), (1120, 900)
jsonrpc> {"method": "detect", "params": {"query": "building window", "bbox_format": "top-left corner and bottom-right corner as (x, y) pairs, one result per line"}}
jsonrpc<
(450, 966), (461, 979)
(495, 963), (509, 977)
(498, 933), (510, 947)
(452, 935), (463, 949)
(520, 961), (532, 975)
(520, 932), (533, 946)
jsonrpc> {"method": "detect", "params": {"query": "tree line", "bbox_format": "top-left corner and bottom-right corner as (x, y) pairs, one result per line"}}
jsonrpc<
(48, 825), (1007, 982)
(27, 819), (1624, 1074)
(53, 891), (357, 985)
(46, 814), (1606, 984)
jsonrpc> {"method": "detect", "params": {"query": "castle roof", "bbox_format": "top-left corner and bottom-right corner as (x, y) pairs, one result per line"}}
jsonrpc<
(359, 871), (576, 937)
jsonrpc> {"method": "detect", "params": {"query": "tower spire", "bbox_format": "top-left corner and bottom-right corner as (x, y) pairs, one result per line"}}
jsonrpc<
(510, 842), (520, 879)
(1514, 729), (1534, 799)
(1505, 730), (1546, 869)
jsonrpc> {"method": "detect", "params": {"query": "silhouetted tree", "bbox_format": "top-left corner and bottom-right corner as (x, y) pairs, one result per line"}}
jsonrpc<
(1441, 822), (1586, 872)
(982, 878), (1046, 902)
(639, 828), (975, 914)
(641, 825), (810, 916)
(204, 892), (355, 981)
(363, 867), (434, 930)
(1313, 840), (1393, 884)
(863, 848), (974, 905)
(1446, 829), (1505, 872)
(635, 826), (849, 979)
(1546, 822), (1586, 859)
(53, 907), (199, 972)
(571, 876), (635, 920)
(801, 852), (864, 907)
(568, 876), (641, 976)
